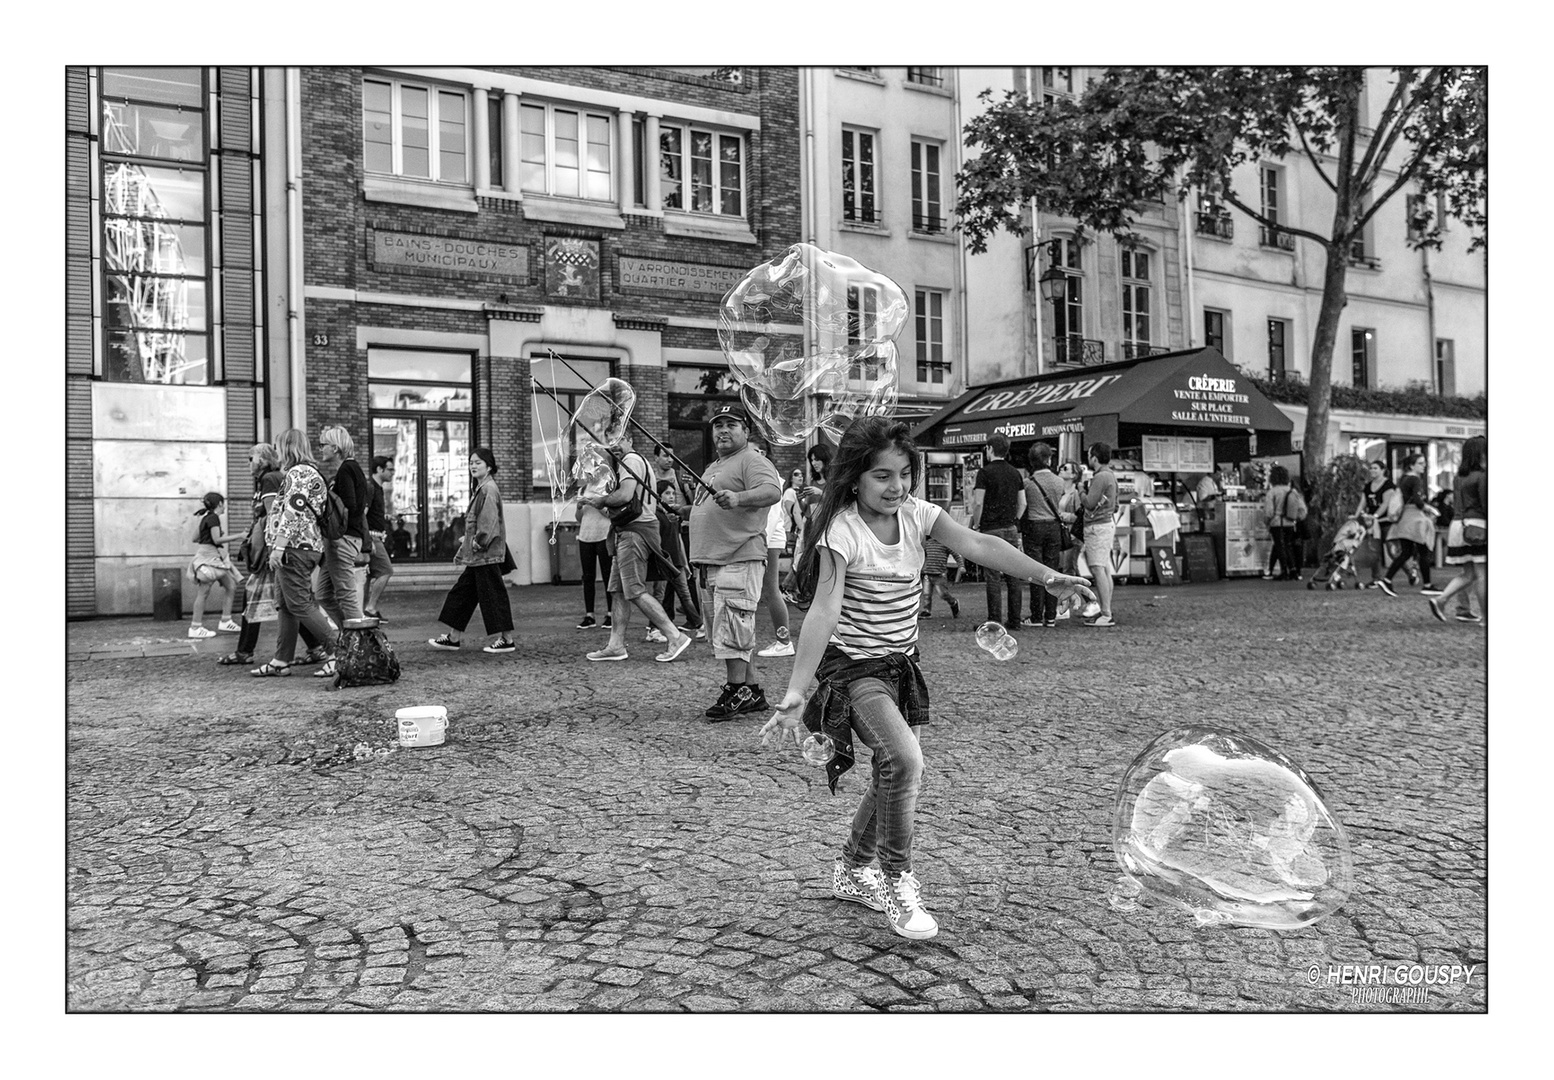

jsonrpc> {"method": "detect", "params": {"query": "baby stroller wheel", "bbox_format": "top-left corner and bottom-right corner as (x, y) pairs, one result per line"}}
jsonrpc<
(1306, 580), (1315, 590)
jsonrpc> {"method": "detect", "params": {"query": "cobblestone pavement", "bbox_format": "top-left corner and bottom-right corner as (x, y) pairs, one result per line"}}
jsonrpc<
(66, 573), (1487, 1013)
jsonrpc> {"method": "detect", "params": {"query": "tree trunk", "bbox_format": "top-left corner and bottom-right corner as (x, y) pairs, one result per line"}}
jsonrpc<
(1302, 241), (1350, 474)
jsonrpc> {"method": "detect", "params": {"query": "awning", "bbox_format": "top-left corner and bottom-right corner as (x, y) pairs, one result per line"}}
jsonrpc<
(912, 347), (1292, 449)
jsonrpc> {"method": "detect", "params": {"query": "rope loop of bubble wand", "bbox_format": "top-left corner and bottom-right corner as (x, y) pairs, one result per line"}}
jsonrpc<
(544, 348), (718, 499)
(529, 373), (663, 514)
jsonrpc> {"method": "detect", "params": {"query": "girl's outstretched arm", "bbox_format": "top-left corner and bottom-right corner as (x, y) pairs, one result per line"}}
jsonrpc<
(930, 513), (1095, 606)
(760, 547), (846, 748)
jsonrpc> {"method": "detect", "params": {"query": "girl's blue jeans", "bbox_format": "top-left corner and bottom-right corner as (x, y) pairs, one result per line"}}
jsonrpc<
(840, 677), (925, 877)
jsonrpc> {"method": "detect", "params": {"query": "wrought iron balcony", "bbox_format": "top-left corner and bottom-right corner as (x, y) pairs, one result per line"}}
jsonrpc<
(912, 213), (945, 234)
(906, 67), (944, 88)
(1121, 341), (1170, 360)
(1347, 247), (1382, 270)
(1194, 210), (1234, 240)
(1259, 225), (1297, 251)
(1052, 335), (1106, 366)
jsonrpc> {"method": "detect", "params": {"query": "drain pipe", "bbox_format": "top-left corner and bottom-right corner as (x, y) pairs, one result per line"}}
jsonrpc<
(1422, 243), (1437, 391)
(1183, 176), (1197, 348)
(1026, 67), (1045, 375)
(285, 67), (306, 431)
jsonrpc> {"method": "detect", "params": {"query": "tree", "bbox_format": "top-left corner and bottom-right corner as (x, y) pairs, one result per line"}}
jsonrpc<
(954, 67), (1486, 470)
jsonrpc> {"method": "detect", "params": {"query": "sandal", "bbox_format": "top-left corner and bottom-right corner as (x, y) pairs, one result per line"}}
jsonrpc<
(250, 660), (291, 677)
(312, 659), (339, 679)
(299, 645), (330, 665)
(217, 652), (253, 666)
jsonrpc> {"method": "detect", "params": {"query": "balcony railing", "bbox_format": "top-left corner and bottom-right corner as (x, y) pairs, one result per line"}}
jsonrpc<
(906, 67), (944, 88)
(1052, 335), (1106, 366)
(1121, 341), (1170, 360)
(1195, 210), (1234, 240)
(1259, 224), (1296, 250)
(1347, 248), (1381, 270)
(911, 213), (944, 234)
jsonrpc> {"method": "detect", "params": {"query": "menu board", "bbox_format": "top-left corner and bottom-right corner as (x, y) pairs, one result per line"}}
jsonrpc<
(1141, 434), (1215, 474)
(1182, 533), (1219, 582)
(1142, 435), (1178, 472)
(1178, 437), (1214, 474)
(1224, 500), (1272, 575)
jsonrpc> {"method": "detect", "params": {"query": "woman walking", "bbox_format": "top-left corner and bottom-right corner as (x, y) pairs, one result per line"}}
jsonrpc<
(188, 492), (241, 637)
(428, 448), (516, 654)
(250, 429), (340, 677)
(315, 425), (370, 626)
(1021, 444), (1069, 625)
(1378, 454), (1437, 596)
(1355, 458), (1399, 589)
(217, 443), (325, 667)
(759, 417), (1095, 940)
(1430, 436), (1487, 625)
(1261, 465), (1307, 581)
(575, 466), (614, 631)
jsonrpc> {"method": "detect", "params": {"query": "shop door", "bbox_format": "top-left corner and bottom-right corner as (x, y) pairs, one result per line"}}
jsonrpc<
(371, 415), (472, 562)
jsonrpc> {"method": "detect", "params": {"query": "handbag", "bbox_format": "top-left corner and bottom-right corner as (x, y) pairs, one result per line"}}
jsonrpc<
(1034, 478), (1075, 551)
(243, 568), (280, 622)
(1462, 519), (1486, 545)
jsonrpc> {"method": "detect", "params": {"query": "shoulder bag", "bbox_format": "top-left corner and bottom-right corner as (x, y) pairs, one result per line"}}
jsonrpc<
(303, 466), (350, 543)
(1035, 478), (1075, 551)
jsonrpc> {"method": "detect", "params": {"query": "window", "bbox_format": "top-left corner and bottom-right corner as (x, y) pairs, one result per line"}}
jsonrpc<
(915, 289), (947, 384)
(1351, 328), (1375, 388)
(99, 66), (210, 385)
(531, 356), (613, 499)
(1120, 249), (1151, 356)
(847, 284), (881, 379)
(910, 139), (942, 233)
(1436, 338), (1456, 397)
(1268, 318), (1289, 379)
(1042, 67), (1073, 92)
(660, 123), (743, 216)
(1349, 199), (1378, 267)
(906, 67), (944, 87)
(1258, 166), (1293, 248)
(842, 128), (878, 224)
(522, 102), (612, 201)
(1405, 193), (1429, 243)
(1196, 184), (1233, 239)
(363, 77), (469, 183)
(1204, 309), (1227, 356)
(487, 94), (504, 189)
(1048, 238), (1086, 363)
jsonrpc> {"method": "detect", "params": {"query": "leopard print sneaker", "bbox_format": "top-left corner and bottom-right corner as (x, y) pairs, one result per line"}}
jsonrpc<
(831, 860), (886, 911)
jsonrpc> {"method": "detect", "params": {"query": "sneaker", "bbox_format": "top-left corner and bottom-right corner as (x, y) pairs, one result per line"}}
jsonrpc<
(576, 614), (597, 630)
(483, 637), (516, 654)
(602, 615), (613, 630)
(1054, 608), (1070, 620)
(689, 626), (707, 641)
(645, 627), (668, 644)
(188, 625), (216, 639)
(586, 646), (629, 662)
(1020, 617), (1042, 628)
(705, 683), (742, 720)
(918, 609), (935, 619)
(1454, 611), (1482, 624)
(1043, 620), (1057, 629)
(1261, 572), (1278, 581)
(217, 619), (241, 633)
(654, 632), (693, 663)
(831, 861), (886, 911)
(1375, 579), (1398, 597)
(428, 634), (461, 650)
(878, 870), (938, 940)
(1407, 568), (1420, 586)
(757, 639), (795, 657)
(1420, 586), (1443, 597)
(948, 596), (960, 619)
(1084, 615), (1117, 628)
(734, 685), (770, 715)
(1427, 598), (1447, 623)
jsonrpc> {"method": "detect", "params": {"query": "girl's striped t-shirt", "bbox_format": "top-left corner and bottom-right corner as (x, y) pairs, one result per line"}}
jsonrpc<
(817, 496), (943, 659)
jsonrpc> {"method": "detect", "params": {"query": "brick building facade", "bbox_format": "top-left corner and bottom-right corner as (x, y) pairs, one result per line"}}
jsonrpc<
(299, 66), (804, 586)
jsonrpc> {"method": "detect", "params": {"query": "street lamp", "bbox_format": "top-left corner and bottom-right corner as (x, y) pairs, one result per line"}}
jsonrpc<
(1037, 264), (1068, 304)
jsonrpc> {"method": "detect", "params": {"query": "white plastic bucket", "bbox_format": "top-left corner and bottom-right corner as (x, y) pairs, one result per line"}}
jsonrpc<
(396, 705), (447, 748)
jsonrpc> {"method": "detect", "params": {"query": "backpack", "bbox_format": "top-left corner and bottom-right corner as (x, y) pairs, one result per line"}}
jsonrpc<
(604, 452), (650, 526)
(306, 465), (350, 543)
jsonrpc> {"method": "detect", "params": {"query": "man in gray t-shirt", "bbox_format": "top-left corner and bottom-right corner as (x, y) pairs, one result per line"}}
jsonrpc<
(683, 404), (782, 720)
(1079, 442), (1119, 627)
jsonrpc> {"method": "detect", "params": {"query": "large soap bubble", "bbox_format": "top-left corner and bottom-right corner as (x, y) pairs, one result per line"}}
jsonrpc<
(1111, 726), (1354, 929)
(535, 374), (638, 544)
(573, 378), (636, 449)
(719, 243), (907, 445)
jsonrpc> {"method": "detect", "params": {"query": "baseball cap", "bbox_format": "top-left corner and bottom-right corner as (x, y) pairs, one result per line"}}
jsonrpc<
(707, 403), (751, 428)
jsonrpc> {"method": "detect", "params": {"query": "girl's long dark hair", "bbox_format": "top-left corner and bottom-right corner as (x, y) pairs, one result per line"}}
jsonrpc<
(1459, 435), (1487, 477)
(793, 416), (921, 594)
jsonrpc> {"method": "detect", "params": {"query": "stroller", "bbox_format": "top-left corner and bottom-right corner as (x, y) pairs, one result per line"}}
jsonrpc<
(1307, 516), (1368, 590)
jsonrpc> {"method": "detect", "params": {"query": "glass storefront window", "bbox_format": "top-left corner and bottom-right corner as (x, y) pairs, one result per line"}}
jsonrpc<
(102, 100), (204, 162)
(102, 67), (203, 108)
(368, 383), (472, 411)
(367, 348), (472, 383)
(104, 329), (208, 384)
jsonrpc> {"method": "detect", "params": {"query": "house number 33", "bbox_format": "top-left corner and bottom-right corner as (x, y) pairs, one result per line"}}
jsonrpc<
(311, 333), (329, 347)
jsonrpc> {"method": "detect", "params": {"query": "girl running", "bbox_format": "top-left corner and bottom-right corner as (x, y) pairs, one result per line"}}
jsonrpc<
(759, 417), (1095, 939)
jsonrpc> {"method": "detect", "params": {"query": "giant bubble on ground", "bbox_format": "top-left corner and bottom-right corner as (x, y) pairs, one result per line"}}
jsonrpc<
(1110, 726), (1354, 929)
(719, 243), (907, 445)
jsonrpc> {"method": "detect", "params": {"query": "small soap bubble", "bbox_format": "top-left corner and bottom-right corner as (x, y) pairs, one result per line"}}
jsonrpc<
(975, 621), (1006, 652)
(990, 634), (1019, 661)
(718, 244), (908, 445)
(1111, 725), (1355, 930)
(801, 733), (836, 767)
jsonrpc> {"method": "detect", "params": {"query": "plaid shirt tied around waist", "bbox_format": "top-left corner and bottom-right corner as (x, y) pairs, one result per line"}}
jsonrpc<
(802, 644), (931, 794)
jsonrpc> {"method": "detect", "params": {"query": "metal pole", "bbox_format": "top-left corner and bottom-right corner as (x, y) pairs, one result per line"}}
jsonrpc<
(529, 374), (658, 499)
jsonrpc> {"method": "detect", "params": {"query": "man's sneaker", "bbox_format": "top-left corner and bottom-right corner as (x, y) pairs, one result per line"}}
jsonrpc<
(1020, 617), (1042, 628)
(483, 637), (516, 654)
(654, 632), (693, 663)
(585, 646), (629, 662)
(685, 625), (707, 641)
(1427, 597), (1447, 623)
(878, 870), (938, 940)
(1261, 572), (1278, 581)
(1375, 579), (1398, 597)
(645, 627), (668, 644)
(1455, 611), (1482, 624)
(188, 625), (216, 639)
(705, 683), (742, 720)
(602, 615), (613, 630)
(218, 619), (241, 633)
(736, 685), (770, 714)
(757, 638), (795, 657)
(1420, 586), (1443, 597)
(428, 634), (461, 650)
(831, 861), (886, 911)
(576, 614), (597, 630)
(1084, 614), (1117, 628)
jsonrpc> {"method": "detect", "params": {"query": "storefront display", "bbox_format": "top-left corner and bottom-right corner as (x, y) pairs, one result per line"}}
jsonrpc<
(1224, 500), (1272, 576)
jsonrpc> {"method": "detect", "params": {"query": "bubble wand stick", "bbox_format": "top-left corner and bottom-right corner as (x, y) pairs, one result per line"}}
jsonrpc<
(528, 374), (660, 501)
(544, 349), (719, 500)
